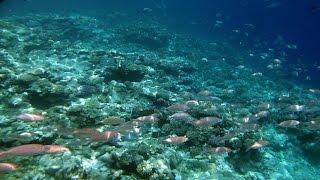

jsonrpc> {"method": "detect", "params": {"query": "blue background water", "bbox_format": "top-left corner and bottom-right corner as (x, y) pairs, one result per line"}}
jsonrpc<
(1, 0), (319, 87)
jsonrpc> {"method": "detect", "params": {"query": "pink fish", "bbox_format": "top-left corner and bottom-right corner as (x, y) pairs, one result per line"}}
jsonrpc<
(90, 131), (121, 142)
(0, 163), (17, 172)
(43, 145), (70, 154)
(16, 113), (45, 121)
(0, 144), (46, 158)
(0, 144), (69, 158)
(56, 127), (100, 139)
(72, 128), (100, 139)
(164, 135), (188, 145)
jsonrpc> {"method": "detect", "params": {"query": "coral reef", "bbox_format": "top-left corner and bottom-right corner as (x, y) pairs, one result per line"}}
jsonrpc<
(0, 13), (319, 179)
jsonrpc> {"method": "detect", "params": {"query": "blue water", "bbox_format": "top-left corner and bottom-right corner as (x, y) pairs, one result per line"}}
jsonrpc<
(0, 0), (320, 179)
(1, 0), (318, 87)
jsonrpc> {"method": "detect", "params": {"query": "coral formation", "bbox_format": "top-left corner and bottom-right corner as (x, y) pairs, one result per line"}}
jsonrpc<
(0, 12), (319, 179)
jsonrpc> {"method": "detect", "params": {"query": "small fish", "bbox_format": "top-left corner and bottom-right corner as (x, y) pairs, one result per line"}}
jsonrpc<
(115, 121), (140, 133)
(252, 72), (263, 76)
(256, 111), (269, 117)
(247, 140), (269, 151)
(309, 89), (320, 94)
(197, 90), (212, 96)
(288, 105), (305, 112)
(43, 145), (70, 154)
(114, 121), (141, 140)
(185, 100), (199, 107)
(197, 90), (218, 101)
(16, 113), (45, 121)
(164, 135), (188, 145)
(142, 7), (153, 13)
(209, 146), (232, 154)
(266, 2), (283, 8)
(0, 144), (45, 158)
(56, 128), (99, 139)
(286, 44), (298, 50)
(224, 89), (235, 95)
(90, 131), (121, 142)
(72, 128), (100, 139)
(135, 114), (159, 125)
(193, 117), (222, 127)
(278, 120), (300, 128)
(244, 23), (255, 28)
(256, 103), (271, 111)
(210, 132), (236, 145)
(0, 144), (69, 158)
(169, 112), (193, 122)
(0, 163), (17, 172)
(249, 111), (269, 122)
(210, 96), (223, 102)
(167, 104), (189, 112)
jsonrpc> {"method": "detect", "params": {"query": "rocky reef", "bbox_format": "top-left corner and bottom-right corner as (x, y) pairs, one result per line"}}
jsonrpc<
(0, 13), (319, 179)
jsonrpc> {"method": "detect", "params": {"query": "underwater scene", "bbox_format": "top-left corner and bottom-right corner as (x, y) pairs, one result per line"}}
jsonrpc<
(0, 0), (320, 179)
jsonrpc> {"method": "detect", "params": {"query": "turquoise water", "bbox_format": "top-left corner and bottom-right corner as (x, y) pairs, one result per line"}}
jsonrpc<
(0, 1), (320, 179)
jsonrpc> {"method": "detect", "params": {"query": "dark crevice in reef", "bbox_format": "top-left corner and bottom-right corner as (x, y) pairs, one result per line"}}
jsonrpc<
(26, 92), (69, 109)
(297, 133), (320, 165)
(105, 67), (145, 82)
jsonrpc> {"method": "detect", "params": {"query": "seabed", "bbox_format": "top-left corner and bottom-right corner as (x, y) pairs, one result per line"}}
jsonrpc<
(0, 12), (319, 179)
